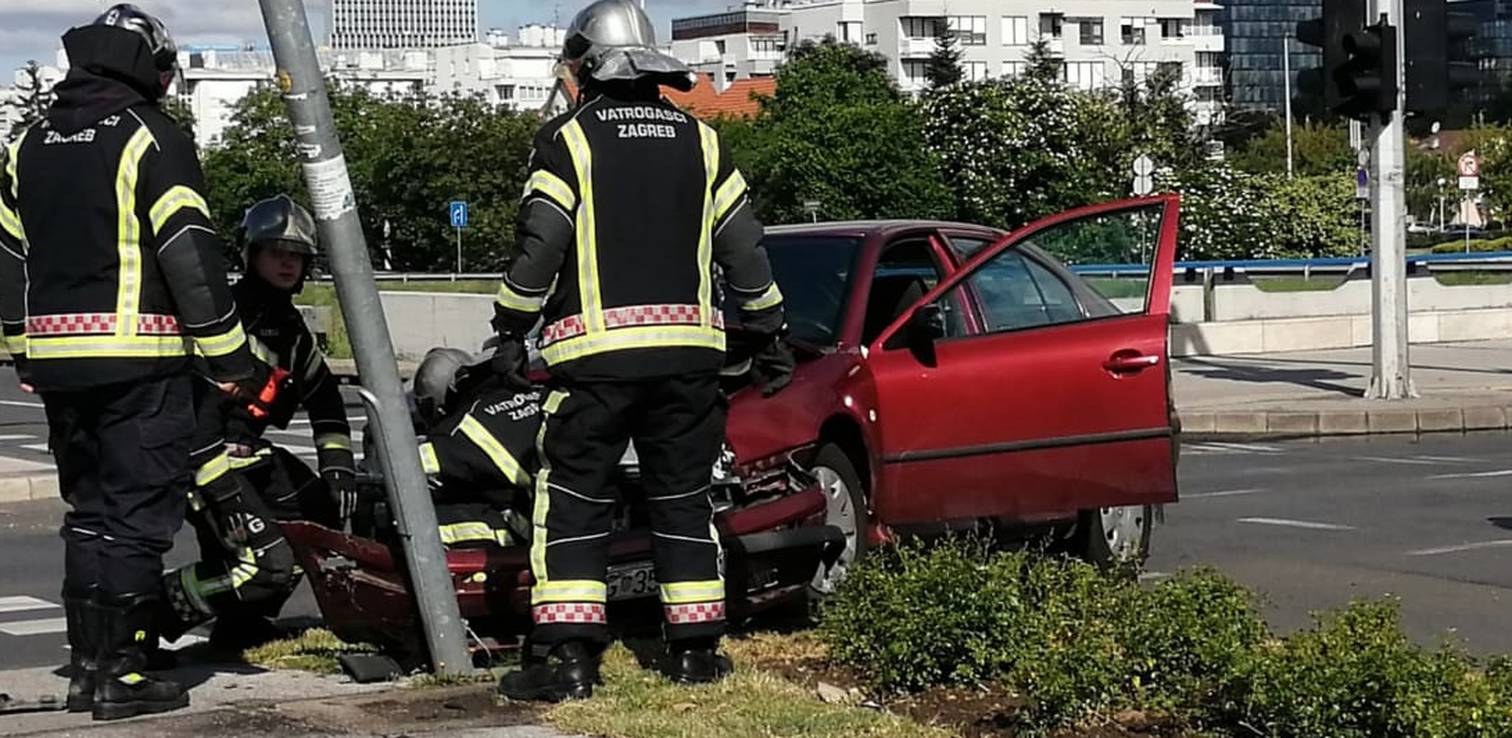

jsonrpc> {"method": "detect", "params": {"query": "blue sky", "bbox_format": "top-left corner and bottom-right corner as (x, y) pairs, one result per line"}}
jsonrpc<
(1, 0), (731, 77)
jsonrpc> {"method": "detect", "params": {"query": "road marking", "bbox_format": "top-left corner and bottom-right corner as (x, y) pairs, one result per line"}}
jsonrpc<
(0, 400), (44, 409)
(1202, 442), (1282, 454)
(1408, 540), (1512, 556)
(1356, 456), (1444, 466)
(0, 596), (57, 614)
(1237, 517), (1355, 531)
(1186, 488), (1265, 500)
(0, 617), (67, 636)
(19, 443), (49, 453)
(1413, 456), (1478, 463)
(0, 434), (36, 441)
(1428, 469), (1512, 480)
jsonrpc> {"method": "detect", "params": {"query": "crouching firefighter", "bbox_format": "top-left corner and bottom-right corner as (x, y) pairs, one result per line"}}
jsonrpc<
(157, 195), (356, 650)
(0, 5), (256, 720)
(492, 0), (794, 703)
(407, 347), (543, 549)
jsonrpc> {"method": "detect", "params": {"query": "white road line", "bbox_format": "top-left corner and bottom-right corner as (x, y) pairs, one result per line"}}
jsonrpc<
(1428, 469), (1512, 480)
(1356, 456), (1444, 466)
(0, 400), (44, 409)
(1237, 517), (1355, 531)
(1413, 456), (1478, 463)
(0, 434), (36, 441)
(1203, 442), (1282, 454)
(0, 617), (67, 636)
(0, 596), (57, 614)
(1186, 488), (1265, 500)
(19, 443), (49, 453)
(1408, 540), (1512, 556)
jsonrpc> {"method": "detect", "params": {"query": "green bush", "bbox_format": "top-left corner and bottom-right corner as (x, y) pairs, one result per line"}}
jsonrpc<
(1429, 236), (1512, 253)
(819, 543), (1512, 736)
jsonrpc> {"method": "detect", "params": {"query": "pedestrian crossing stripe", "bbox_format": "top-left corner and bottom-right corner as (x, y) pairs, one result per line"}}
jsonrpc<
(0, 596), (55, 614)
(0, 617), (66, 636)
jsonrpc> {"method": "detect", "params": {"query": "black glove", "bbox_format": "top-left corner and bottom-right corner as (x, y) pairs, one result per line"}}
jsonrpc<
(752, 336), (796, 397)
(323, 468), (358, 525)
(491, 335), (532, 391)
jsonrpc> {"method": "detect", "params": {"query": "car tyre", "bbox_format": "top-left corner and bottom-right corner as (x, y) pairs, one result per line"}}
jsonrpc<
(1074, 504), (1152, 568)
(807, 444), (869, 600)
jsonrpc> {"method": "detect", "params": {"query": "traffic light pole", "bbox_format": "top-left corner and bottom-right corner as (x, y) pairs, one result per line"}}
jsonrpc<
(1366, 0), (1417, 400)
(256, 0), (474, 677)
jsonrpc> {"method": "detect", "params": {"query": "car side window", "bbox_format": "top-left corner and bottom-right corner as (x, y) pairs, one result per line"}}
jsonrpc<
(945, 250), (1067, 334)
(1022, 255), (1085, 324)
(864, 238), (962, 345)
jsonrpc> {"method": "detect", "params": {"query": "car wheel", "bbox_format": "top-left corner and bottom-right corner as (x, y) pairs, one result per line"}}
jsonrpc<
(1076, 504), (1152, 567)
(808, 444), (868, 598)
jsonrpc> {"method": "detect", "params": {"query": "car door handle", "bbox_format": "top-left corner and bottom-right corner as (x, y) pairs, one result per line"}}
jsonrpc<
(1104, 351), (1161, 374)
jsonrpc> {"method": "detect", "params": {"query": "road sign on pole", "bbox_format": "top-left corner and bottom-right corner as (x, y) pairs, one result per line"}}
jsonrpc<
(1131, 155), (1155, 196)
(1458, 151), (1480, 190)
(449, 201), (467, 273)
(1356, 168), (1370, 200)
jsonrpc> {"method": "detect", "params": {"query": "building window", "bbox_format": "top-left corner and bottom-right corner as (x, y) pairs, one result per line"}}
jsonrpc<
(963, 61), (989, 81)
(1002, 60), (1026, 77)
(1064, 61), (1104, 90)
(497, 84), (514, 100)
(1040, 13), (1063, 40)
(838, 20), (862, 43)
(1121, 18), (1147, 45)
(902, 59), (928, 86)
(1159, 18), (1185, 40)
(1002, 16), (1029, 46)
(947, 16), (987, 45)
(866, 32), (877, 45)
(1073, 17), (1104, 46)
(1158, 61), (1183, 80)
(901, 16), (941, 39)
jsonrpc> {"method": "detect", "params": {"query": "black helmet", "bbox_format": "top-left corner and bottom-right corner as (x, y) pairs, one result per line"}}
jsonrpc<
(411, 347), (476, 426)
(94, 4), (178, 96)
(242, 195), (319, 256)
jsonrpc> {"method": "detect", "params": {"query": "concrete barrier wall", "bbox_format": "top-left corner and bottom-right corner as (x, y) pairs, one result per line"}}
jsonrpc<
(1201, 278), (1512, 322)
(1171, 307), (1512, 357)
(379, 291), (495, 361)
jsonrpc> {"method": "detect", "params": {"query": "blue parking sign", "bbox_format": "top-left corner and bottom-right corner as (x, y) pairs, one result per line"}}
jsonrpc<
(449, 201), (468, 228)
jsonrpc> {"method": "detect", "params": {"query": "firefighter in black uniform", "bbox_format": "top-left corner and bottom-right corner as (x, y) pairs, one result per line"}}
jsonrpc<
(157, 195), (357, 649)
(494, 0), (794, 702)
(0, 5), (254, 721)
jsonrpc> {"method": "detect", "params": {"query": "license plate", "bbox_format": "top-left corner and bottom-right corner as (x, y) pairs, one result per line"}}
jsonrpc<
(606, 563), (657, 601)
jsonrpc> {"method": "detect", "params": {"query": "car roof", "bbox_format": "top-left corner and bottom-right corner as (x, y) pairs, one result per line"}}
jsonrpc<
(765, 220), (1003, 239)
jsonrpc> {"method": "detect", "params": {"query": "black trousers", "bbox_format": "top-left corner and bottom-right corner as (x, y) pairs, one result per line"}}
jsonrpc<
(530, 374), (726, 646)
(43, 374), (194, 597)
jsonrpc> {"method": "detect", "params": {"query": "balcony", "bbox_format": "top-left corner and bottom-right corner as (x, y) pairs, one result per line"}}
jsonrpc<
(1190, 66), (1223, 86)
(1040, 36), (1066, 56)
(1190, 26), (1224, 52)
(899, 36), (939, 58)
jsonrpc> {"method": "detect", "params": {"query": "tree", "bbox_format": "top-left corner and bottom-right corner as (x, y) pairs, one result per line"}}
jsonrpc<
(201, 83), (536, 271)
(925, 29), (964, 89)
(2, 62), (56, 139)
(1229, 121), (1354, 177)
(726, 40), (952, 224)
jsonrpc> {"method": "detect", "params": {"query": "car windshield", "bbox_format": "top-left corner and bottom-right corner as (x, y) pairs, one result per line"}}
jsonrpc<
(758, 235), (861, 346)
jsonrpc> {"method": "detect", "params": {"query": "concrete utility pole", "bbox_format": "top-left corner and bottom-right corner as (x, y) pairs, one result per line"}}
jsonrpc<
(1366, 0), (1415, 399)
(256, 0), (473, 677)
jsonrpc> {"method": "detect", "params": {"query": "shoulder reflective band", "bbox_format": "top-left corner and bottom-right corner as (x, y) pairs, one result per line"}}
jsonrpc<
(495, 281), (543, 313)
(531, 579), (608, 606)
(559, 120), (604, 334)
(524, 170), (577, 213)
(742, 283), (784, 312)
(27, 334), (189, 360)
(195, 451), (232, 486)
(418, 442), (440, 475)
(659, 579), (725, 605)
(458, 414), (526, 486)
(315, 432), (352, 451)
(696, 123), (719, 327)
(148, 185), (209, 235)
(193, 322), (247, 358)
(115, 126), (156, 336)
(712, 170), (748, 225)
(540, 324), (724, 366)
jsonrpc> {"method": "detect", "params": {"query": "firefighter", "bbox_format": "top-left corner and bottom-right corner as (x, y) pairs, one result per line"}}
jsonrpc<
(0, 5), (254, 721)
(157, 195), (358, 650)
(492, 0), (794, 702)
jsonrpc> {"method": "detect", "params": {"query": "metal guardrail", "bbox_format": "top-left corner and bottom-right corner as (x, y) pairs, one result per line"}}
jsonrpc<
(1069, 250), (1512, 279)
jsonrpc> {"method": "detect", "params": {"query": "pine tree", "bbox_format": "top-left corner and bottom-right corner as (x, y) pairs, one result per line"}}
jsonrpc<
(925, 30), (964, 89)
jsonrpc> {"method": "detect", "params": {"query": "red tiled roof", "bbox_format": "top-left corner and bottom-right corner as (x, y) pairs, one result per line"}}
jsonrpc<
(663, 74), (775, 119)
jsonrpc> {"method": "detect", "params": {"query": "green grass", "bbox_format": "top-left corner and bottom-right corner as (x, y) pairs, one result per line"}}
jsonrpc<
(242, 628), (376, 675)
(1083, 277), (1148, 300)
(1251, 275), (1347, 292)
(543, 644), (947, 738)
(1433, 271), (1512, 286)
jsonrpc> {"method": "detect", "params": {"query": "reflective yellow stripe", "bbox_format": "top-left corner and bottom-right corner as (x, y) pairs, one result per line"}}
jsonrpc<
(439, 521), (505, 546)
(148, 185), (209, 234)
(540, 325), (725, 366)
(712, 170), (748, 224)
(315, 432), (352, 451)
(195, 451), (231, 486)
(198, 547), (258, 596)
(0, 198), (22, 242)
(696, 124), (719, 328)
(27, 334), (188, 360)
(742, 283), (784, 312)
(660, 580), (725, 604)
(495, 282), (542, 312)
(193, 322), (247, 358)
(418, 442), (440, 474)
(525, 170), (576, 212)
(228, 448), (273, 470)
(543, 389), (568, 414)
(2, 333), (26, 355)
(458, 415), (526, 486)
(530, 390), (561, 593)
(532, 579), (608, 605)
(115, 127), (155, 336)
(247, 333), (277, 364)
(560, 121), (604, 334)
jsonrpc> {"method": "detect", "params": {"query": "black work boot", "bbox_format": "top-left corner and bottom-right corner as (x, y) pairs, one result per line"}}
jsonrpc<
(658, 639), (733, 684)
(497, 640), (601, 703)
(62, 586), (100, 712)
(92, 592), (189, 721)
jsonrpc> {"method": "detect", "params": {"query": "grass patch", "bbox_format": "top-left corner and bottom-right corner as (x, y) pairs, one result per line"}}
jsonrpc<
(1250, 275), (1346, 292)
(242, 628), (376, 675)
(1083, 277), (1148, 301)
(1433, 271), (1512, 286)
(543, 643), (947, 738)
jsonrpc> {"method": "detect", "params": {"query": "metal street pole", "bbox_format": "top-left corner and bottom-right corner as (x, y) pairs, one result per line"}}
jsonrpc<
(456, 226), (463, 274)
(1365, 0), (1415, 399)
(256, 0), (473, 676)
(1283, 37), (1294, 179)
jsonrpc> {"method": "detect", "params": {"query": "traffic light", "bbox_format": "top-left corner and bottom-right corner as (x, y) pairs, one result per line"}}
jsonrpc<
(1296, 0), (1363, 111)
(1403, 0), (1480, 113)
(1296, 0), (1396, 120)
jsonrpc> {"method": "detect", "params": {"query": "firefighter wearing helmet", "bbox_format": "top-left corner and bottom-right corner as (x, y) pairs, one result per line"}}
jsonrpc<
(492, 0), (794, 702)
(0, 3), (257, 720)
(156, 195), (358, 658)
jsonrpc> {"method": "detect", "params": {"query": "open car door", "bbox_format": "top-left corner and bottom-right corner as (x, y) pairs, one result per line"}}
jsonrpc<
(864, 196), (1180, 526)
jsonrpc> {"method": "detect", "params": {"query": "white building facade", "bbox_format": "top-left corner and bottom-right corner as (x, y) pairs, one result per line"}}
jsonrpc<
(329, 0), (478, 49)
(431, 25), (564, 111)
(669, 8), (788, 82)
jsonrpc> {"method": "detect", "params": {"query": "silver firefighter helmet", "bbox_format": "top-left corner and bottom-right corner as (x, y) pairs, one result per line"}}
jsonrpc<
(242, 194), (318, 256)
(562, 0), (695, 92)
